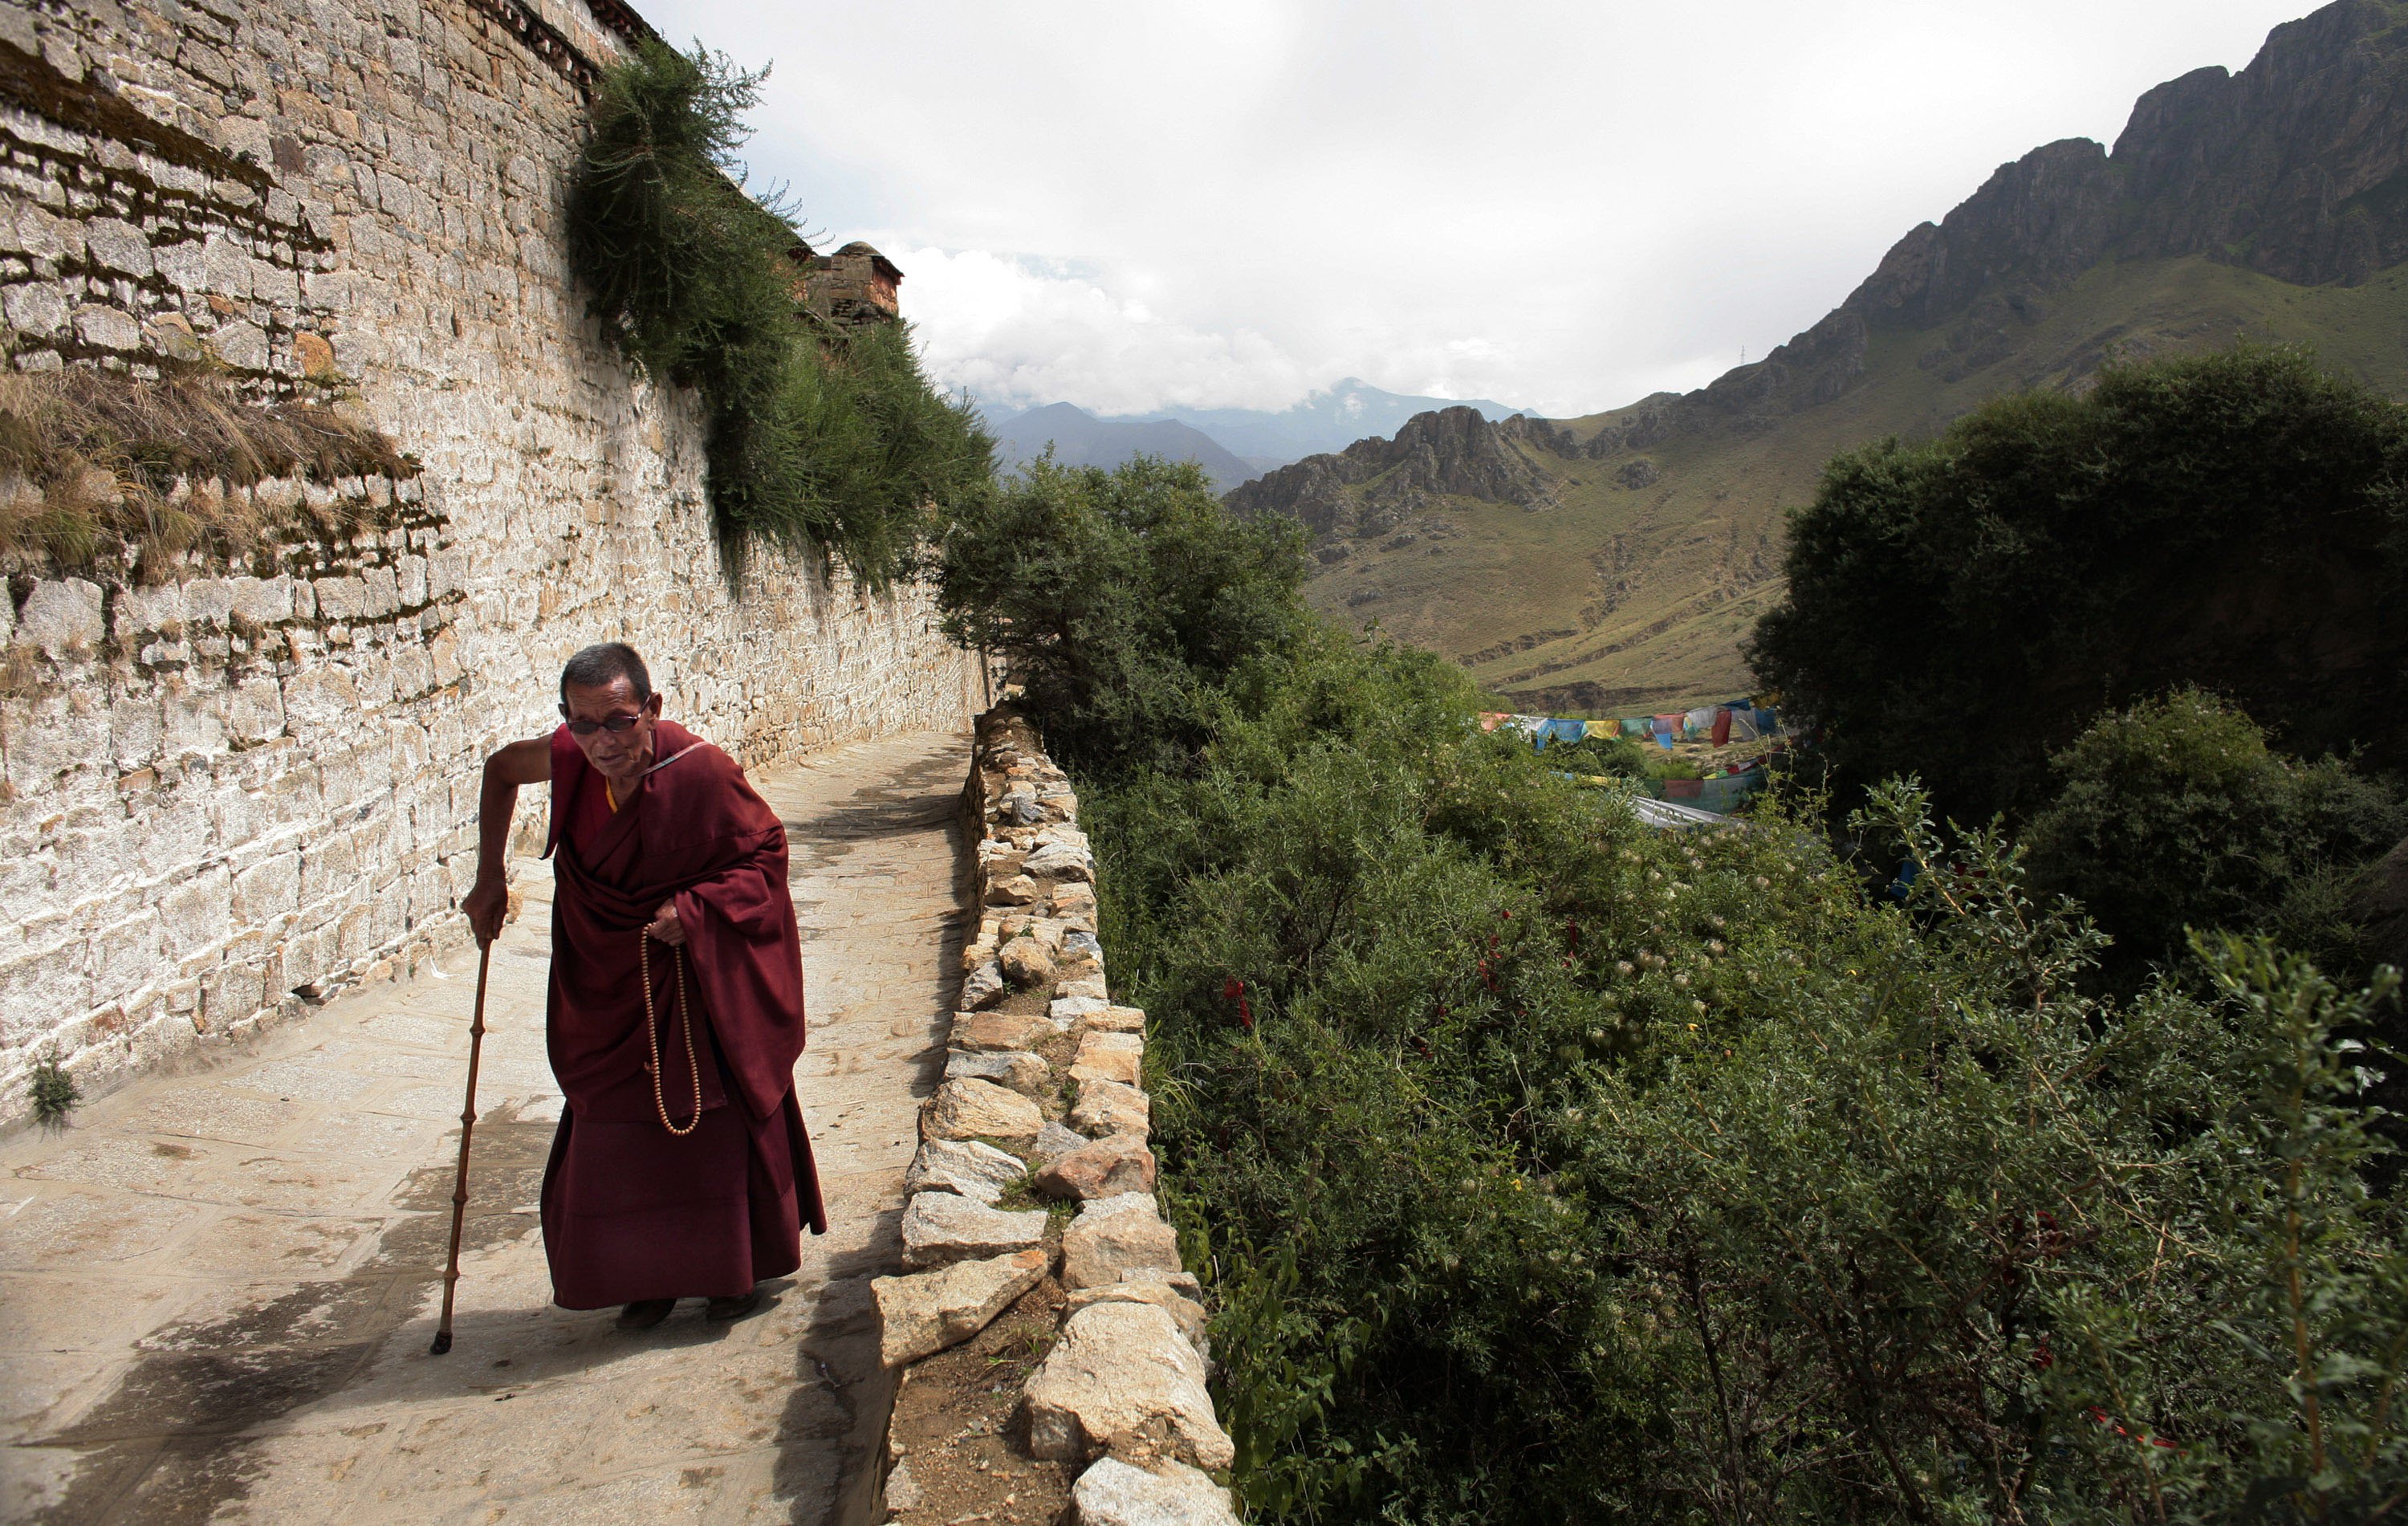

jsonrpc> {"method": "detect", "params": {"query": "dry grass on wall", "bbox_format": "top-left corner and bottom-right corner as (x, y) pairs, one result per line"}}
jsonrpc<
(0, 367), (417, 581)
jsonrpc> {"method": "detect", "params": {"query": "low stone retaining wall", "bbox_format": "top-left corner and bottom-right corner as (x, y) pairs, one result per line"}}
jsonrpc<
(871, 706), (1240, 1524)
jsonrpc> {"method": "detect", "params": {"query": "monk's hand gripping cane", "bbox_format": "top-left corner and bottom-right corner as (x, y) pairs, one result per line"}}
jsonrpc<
(430, 942), (494, 1356)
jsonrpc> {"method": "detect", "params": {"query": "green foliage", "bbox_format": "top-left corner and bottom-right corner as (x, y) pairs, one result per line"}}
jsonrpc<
(29, 1052), (77, 1128)
(1747, 344), (2408, 822)
(2023, 690), (2408, 980)
(567, 40), (990, 584)
(1544, 731), (1649, 779)
(936, 454), (1311, 776)
(938, 448), (2408, 1522)
(1103, 708), (2408, 1520)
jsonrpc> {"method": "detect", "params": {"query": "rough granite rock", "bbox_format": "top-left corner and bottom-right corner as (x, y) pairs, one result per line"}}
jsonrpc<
(921, 1078), (1045, 1149)
(950, 1010), (1058, 1053)
(1061, 1195), (1183, 1290)
(1069, 1031), (1143, 1089)
(900, 1190), (1048, 1270)
(1080, 1005), (1147, 1035)
(1024, 832), (1095, 882)
(1051, 995), (1108, 1022)
(988, 873), (1041, 906)
(1035, 1133), (1157, 1202)
(1125, 1268), (1202, 1296)
(1069, 1457), (1241, 1526)
(903, 1137), (1028, 1203)
(885, 1458), (924, 1513)
(1057, 975), (1109, 1001)
(1030, 1121), (1091, 1169)
(999, 938), (1056, 989)
(1023, 1302), (1234, 1470)
(874, 1247), (1050, 1366)
(1066, 1279), (1210, 1358)
(1071, 1079), (1151, 1139)
(945, 1048), (1053, 1098)
(962, 962), (1006, 1010)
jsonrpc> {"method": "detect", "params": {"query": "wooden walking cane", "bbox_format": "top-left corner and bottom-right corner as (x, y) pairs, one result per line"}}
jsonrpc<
(430, 941), (494, 1356)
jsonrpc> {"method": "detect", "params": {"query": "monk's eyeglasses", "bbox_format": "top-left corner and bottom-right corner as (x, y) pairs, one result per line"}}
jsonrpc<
(560, 711), (645, 736)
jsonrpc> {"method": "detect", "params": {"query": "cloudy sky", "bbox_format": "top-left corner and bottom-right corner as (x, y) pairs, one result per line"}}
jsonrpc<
(638, 1), (2318, 419)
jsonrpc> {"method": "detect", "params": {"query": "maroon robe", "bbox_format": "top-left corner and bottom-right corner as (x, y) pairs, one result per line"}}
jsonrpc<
(537, 718), (827, 1309)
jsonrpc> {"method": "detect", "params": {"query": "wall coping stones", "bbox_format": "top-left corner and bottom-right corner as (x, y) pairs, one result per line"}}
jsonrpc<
(876, 706), (1239, 1521)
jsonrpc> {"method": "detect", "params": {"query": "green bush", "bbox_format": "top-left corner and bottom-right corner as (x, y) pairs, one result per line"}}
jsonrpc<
(936, 454), (1310, 777)
(2023, 689), (2407, 980)
(1111, 706), (2408, 1521)
(942, 454), (2408, 1523)
(567, 41), (990, 584)
(1747, 344), (2408, 823)
(1544, 731), (1650, 779)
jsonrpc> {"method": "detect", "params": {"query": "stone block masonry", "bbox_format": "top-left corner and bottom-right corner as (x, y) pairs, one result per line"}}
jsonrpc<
(872, 708), (1240, 1525)
(0, 0), (991, 1129)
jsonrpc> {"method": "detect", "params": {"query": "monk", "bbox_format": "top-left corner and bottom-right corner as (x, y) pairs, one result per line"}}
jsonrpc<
(462, 641), (826, 1329)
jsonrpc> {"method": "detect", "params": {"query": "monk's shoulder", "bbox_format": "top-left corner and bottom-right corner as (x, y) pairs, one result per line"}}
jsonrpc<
(674, 739), (745, 789)
(660, 739), (773, 824)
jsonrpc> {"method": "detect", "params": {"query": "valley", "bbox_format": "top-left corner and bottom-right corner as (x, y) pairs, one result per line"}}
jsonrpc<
(1230, 0), (2408, 711)
(1270, 257), (2408, 713)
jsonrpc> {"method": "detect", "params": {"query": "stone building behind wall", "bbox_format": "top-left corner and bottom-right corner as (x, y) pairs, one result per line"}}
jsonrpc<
(0, 0), (988, 1128)
(792, 238), (903, 332)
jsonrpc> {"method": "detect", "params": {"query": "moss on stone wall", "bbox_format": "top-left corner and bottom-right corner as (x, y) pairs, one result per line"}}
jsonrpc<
(0, 368), (414, 580)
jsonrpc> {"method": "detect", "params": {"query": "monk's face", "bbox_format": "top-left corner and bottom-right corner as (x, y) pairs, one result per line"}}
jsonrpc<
(560, 675), (661, 783)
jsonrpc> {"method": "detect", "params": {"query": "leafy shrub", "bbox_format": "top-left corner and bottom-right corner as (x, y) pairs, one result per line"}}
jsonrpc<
(937, 454), (1309, 777)
(1544, 731), (1649, 779)
(2023, 689), (2407, 980)
(1110, 706), (2408, 1521)
(943, 454), (2408, 1523)
(567, 41), (990, 584)
(1747, 344), (2408, 822)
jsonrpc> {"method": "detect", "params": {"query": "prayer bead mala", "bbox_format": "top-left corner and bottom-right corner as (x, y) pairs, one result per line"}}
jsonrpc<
(638, 930), (702, 1136)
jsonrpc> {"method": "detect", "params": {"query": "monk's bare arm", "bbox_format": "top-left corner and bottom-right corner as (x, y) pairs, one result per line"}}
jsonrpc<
(462, 738), (551, 946)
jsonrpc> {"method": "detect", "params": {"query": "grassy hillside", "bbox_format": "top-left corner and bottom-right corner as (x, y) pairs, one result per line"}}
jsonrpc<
(1304, 255), (2408, 713)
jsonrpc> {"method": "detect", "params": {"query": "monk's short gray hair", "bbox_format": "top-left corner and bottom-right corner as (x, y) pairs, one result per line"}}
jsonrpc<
(560, 642), (653, 703)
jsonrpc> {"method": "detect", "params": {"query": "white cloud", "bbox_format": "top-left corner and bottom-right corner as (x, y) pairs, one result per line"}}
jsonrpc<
(877, 246), (1313, 415)
(640, 0), (2325, 419)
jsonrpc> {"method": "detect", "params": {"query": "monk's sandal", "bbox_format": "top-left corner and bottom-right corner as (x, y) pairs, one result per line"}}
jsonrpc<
(616, 1298), (675, 1330)
(706, 1288), (764, 1322)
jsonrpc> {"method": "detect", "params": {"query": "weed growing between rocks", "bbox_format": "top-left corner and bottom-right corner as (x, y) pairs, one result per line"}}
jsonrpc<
(27, 1051), (77, 1128)
(567, 40), (990, 588)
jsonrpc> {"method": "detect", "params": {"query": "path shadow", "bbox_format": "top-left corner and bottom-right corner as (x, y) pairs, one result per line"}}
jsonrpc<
(16, 1108), (561, 1524)
(771, 743), (978, 1524)
(21, 736), (982, 1526)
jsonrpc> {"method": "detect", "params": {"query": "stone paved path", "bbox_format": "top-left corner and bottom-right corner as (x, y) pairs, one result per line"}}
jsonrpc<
(0, 730), (973, 1525)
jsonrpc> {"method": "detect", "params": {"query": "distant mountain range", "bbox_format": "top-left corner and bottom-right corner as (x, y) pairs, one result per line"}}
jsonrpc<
(988, 403), (1261, 493)
(1111, 379), (1527, 464)
(986, 379), (1531, 493)
(1231, 0), (2408, 713)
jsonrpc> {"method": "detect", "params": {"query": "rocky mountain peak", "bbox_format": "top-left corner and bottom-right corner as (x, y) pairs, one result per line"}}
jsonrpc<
(1225, 405), (1553, 539)
(1515, 0), (2408, 458)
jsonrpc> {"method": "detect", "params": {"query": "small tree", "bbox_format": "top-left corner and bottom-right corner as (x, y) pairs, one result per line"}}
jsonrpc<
(1747, 345), (2408, 823)
(567, 40), (990, 584)
(2021, 690), (2406, 980)
(936, 454), (1309, 778)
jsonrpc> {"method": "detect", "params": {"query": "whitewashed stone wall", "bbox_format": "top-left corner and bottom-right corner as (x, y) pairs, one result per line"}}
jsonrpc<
(872, 710), (1239, 1524)
(0, 0), (989, 1128)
